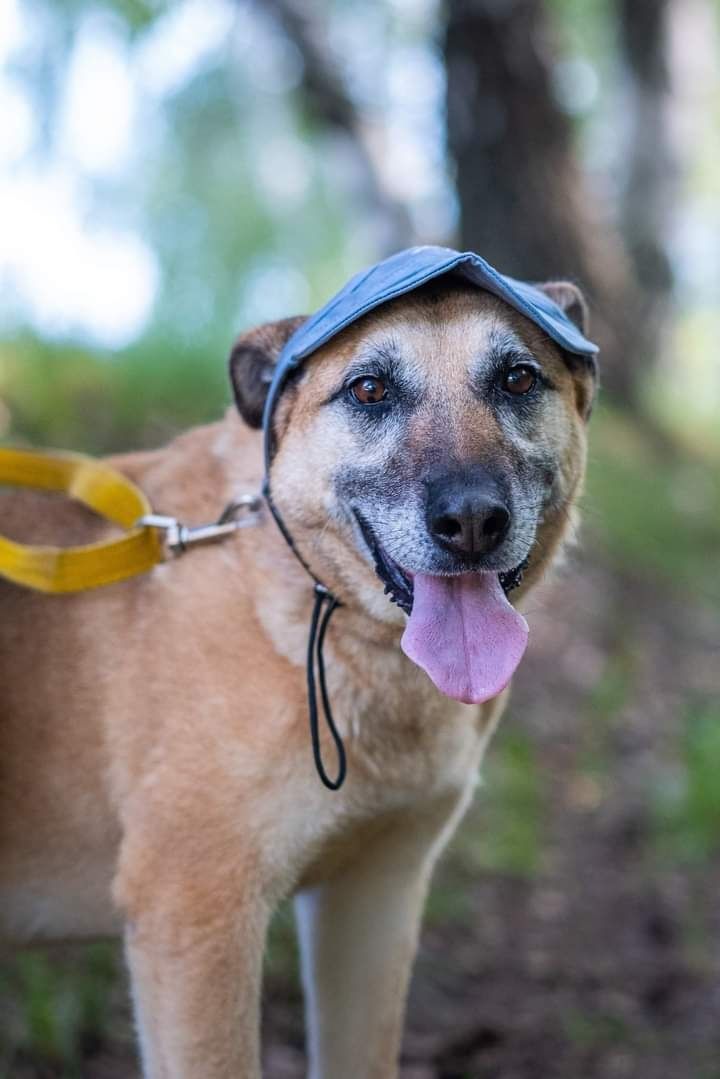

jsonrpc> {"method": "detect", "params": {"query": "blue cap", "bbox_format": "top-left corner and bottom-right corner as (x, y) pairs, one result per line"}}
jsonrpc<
(263, 245), (598, 467)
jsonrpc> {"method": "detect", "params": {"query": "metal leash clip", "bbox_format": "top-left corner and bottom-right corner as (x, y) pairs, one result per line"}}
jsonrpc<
(137, 494), (263, 557)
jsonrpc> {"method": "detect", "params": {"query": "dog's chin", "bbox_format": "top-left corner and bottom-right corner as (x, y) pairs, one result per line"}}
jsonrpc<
(353, 512), (414, 614)
(352, 511), (530, 615)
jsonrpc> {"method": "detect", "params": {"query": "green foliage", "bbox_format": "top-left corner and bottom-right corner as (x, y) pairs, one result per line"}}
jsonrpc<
(108, 0), (172, 34)
(587, 650), (634, 722)
(478, 731), (544, 876)
(574, 651), (635, 797)
(447, 731), (544, 883)
(653, 702), (720, 864)
(0, 335), (230, 454)
(1, 944), (123, 1073)
(14, 953), (79, 1067)
(427, 731), (543, 925)
(547, 0), (617, 65)
(562, 1008), (632, 1049)
(584, 408), (720, 607)
(265, 901), (300, 983)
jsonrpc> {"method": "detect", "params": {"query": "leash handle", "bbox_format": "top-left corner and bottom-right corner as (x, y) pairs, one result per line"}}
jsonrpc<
(0, 447), (164, 593)
(307, 585), (347, 790)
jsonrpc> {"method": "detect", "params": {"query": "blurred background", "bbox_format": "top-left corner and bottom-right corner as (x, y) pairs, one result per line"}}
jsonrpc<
(1, 0), (719, 1075)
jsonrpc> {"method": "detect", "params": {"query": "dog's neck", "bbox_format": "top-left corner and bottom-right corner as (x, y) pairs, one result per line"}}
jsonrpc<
(206, 411), (403, 658)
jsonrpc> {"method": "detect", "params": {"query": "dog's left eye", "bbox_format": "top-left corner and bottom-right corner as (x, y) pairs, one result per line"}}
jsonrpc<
(502, 364), (538, 396)
(349, 376), (388, 405)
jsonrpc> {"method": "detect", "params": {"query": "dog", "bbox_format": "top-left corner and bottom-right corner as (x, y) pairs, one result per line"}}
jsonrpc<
(0, 270), (595, 1078)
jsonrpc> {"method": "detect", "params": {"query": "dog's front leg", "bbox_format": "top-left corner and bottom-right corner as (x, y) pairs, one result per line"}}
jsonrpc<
(117, 840), (271, 1079)
(294, 789), (471, 1079)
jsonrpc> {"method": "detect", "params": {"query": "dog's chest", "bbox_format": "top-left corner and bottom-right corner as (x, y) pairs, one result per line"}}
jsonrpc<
(278, 682), (489, 892)
(329, 642), (488, 783)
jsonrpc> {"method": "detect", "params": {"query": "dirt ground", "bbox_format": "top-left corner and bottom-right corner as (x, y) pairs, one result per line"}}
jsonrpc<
(4, 475), (720, 1078)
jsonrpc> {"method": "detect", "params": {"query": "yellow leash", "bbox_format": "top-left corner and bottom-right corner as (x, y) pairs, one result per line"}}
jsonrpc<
(0, 447), (262, 595)
(0, 447), (165, 593)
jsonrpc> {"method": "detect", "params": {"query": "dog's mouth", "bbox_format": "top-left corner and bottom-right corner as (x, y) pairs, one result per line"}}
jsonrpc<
(354, 511), (529, 615)
(353, 510), (530, 705)
(355, 512), (414, 614)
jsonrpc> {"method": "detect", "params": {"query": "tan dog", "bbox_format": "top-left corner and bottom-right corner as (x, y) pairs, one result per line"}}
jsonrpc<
(0, 279), (594, 1078)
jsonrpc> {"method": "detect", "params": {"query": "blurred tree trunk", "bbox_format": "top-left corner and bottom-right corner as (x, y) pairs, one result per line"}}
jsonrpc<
(617, 0), (675, 372)
(443, 0), (647, 406)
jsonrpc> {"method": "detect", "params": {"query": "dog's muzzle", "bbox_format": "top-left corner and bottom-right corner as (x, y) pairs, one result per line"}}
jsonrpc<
(354, 510), (527, 614)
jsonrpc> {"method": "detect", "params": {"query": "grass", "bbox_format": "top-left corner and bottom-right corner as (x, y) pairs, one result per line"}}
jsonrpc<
(584, 407), (720, 606)
(586, 650), (634, 722)
(265, 902), (301, 983)
(562, 1008), (633, 1050)
(0, 336), (230, 455)
(430, 727), (545, 927)
(652, 701), (720, 865)
(0, 944), (125, 1075)
(469, 731), (545, 877)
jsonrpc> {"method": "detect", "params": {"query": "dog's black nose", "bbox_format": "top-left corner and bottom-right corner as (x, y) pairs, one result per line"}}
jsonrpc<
(426, 475), (511, 559)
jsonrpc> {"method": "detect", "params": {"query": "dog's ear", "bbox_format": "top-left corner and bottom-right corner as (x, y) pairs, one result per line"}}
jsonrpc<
(536, 280), (589, 336)
(536, 281), (596, 419)
(229, 315), (307, 428)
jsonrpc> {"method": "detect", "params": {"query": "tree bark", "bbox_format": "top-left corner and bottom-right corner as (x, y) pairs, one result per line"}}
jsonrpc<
(617, 0), (675, 370)
(443, 0), (645, 404)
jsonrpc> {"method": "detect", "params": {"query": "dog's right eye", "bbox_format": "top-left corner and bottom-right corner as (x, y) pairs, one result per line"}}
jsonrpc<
(349, 376), (388, 405)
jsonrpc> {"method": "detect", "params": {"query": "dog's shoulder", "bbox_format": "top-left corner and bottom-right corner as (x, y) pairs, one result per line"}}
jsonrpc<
(107, 414), (262, 523)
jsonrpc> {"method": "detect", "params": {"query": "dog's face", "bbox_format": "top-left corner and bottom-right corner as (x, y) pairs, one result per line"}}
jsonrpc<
(230, 281), (595, 623)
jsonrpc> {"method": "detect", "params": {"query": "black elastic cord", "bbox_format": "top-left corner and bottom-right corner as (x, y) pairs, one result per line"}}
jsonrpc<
(307, 584), (346, 790)
(262, 479), (324, 588)
(263, 474), (347, 790)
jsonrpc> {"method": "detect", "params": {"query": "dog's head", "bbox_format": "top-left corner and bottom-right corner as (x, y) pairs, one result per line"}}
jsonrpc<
(230, 279), (595, 702)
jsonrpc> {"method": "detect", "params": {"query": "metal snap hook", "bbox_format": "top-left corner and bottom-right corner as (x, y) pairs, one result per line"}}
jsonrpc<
(136, 494), (263, 557)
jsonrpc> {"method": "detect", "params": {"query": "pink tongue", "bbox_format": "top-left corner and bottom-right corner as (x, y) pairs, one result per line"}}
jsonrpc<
(401, 572), (529, 704)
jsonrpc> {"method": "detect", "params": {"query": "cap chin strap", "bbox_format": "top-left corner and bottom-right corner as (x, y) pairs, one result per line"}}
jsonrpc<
(261, 473), (529, 792)
(262, 479), (347, 791)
